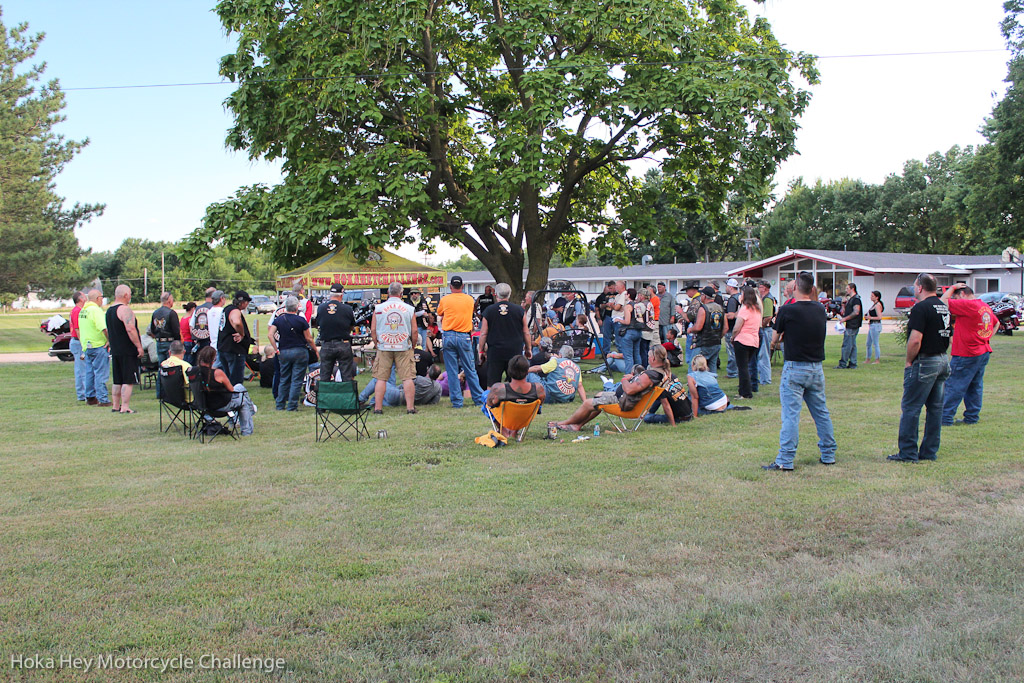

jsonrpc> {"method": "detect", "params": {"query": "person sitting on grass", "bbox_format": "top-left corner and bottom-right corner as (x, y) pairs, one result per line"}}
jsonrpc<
(687, 354), (729, 417)
(643, 375), (691, 425)
(556, 345), (670, 432)
(485, 355), (546, 409)
(195, 345), (256, 436)
(360, 364), (443, 407)
(527, 344), (587, 404)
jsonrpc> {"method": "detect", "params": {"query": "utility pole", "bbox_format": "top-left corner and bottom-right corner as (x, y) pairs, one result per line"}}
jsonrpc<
(143, 268), (148, 298)
(740, 224), (759, 261)
(161, 251), (165, 294)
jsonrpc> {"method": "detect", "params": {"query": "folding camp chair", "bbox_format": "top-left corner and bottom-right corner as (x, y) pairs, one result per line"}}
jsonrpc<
(486, 399), (542, 442)
(158, 365), (199, 437)
(189, 369), (241, 444)
(597, 386), (665, 433)
(315, 380), (370, 442)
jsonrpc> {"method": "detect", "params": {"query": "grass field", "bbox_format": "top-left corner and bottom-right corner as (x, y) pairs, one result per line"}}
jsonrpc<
(2, 335), (1023, 681)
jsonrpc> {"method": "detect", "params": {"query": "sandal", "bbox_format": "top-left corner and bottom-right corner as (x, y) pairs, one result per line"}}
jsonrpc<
(120, 409), (136, 414)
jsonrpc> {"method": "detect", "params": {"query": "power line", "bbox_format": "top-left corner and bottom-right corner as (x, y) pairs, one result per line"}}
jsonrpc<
(61, 48), (1010, 92)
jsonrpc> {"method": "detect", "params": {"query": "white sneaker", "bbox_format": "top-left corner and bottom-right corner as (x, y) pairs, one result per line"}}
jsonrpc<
(600, 375), (612, 386)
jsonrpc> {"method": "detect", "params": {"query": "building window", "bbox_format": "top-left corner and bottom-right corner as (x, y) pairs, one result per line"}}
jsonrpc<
(975, 277), (999, 293)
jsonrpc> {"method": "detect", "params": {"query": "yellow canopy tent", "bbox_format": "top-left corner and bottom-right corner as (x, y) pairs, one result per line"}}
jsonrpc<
(275, 247), (447, 291)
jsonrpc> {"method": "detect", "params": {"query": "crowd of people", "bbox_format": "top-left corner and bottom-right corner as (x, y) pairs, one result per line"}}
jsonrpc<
(61, 268), (1000, 465)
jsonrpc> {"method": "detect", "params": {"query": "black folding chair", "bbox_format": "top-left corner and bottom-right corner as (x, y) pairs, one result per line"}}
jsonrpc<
(158, 365), (200, 437)
(315, 380), (370, 442)
(188, 368), (241, 444)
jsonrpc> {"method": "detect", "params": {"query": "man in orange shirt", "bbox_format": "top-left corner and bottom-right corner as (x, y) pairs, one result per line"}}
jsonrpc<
(436, 276), (485, 407)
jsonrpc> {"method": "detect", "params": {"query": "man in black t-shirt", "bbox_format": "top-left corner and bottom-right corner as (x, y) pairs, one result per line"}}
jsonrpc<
(723, 278), (741, 378)
(889, 274), (955, 463)
(762, 272), (836, 471)
(316, 283), (357, 381)
(836, 283), (863, 369)
(478, 283), (532, 386)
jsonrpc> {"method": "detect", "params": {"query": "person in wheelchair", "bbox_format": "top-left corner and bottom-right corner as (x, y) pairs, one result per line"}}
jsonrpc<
(195, 346), (257, 436)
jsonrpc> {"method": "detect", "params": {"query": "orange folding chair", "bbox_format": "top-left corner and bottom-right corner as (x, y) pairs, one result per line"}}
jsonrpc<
(597, 386), (665, 433)
(486, 399), (542, 442)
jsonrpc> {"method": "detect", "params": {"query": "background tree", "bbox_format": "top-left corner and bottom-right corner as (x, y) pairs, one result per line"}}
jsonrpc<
(0, 10), (103, 305)
(182, 0), (817, 298)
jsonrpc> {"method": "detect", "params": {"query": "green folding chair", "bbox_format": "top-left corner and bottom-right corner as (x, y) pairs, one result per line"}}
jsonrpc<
(315, 380), (371, 442)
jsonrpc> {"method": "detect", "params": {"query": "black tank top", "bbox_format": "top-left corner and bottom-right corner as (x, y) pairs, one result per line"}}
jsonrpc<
(198, 366), (231, 411)
(502, 381), (540, 404)
(105, 304), (138, 356)
(217, 304), (251, 354)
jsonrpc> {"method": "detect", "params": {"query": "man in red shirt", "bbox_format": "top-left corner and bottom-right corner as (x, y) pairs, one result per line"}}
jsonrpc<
(69, 291), (87, 401)
(942, 283), (999, 426)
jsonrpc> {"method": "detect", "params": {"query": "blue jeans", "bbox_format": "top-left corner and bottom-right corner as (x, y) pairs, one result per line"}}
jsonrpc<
(724, 332), (738, 377)
(942, 353), (989, 425)
(698, 343), (721, 374)
(620, 328), (642, 371)
(776, 361), (836, 468)
(223, 383), (255, 435)
(442, 331), (484, 407)
(359, 378), (404, 407)
(865, 322), (882, 360)
(685, 333), (697, 366)
(70, 338), (87, 400)
(897, 355), (951, 461)
(84, 345), (110, 403)
(220, 350), (246, 386)
(276, 347), (308, 410)
(839, 327), (859, 368)
(601, 317), (615, 357)
(592, 357), (629, 374)
(758, 328), (772, 384)
(643, 413), (672, 424)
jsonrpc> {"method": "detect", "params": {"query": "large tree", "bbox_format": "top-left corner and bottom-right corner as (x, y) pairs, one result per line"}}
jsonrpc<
(183, 0), (816, 297)
(0, 10), (103, 303)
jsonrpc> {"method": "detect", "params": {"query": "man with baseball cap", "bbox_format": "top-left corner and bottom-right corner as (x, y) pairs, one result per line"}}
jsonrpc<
(436, 275), (485, 407)
(316, 283), (357, 381)
(688, 286), (728, 374)
(682, 281), (701, 365)
(723, 278), (741, 378)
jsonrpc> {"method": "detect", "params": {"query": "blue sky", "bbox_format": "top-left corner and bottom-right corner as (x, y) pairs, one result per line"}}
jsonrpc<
(1, 0), (1013, 263)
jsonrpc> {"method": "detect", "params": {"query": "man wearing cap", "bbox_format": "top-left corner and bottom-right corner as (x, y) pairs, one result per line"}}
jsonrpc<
(723, 278), (741, 378)
(218, 291), (254, 385)
(656, 282), (673, 342)
(405, 287), (434, 343)
(436, 275), (485, 407)
(317, 283), (357, 381)
(681, 282), (701, 365)
(547, 297), (568, 326)
(688, 286), (728, 374)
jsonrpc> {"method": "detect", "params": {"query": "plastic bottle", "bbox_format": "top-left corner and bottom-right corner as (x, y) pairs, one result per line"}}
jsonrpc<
(593, 423), (600, 437)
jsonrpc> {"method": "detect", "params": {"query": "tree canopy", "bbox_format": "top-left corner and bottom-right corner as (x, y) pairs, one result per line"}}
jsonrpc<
(183, 0), (816, 297)
(0, 10), (103, 304)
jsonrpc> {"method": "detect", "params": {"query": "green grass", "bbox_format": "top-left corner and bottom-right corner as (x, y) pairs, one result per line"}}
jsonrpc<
(2, 336), (1024, 681)
(0, 311), (157, 354)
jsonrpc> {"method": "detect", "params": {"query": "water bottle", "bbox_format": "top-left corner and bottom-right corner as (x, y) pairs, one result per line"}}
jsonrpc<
(593, 423), (600, 437)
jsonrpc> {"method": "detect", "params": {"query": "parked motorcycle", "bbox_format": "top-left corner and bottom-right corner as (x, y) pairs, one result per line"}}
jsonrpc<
(989, 300), (1019, 335)
(40, 316), (75, 361)
(823, 298), (843, 320)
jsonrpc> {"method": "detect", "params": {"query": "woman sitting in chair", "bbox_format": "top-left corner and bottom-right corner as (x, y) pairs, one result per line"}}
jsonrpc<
(195, 345), (256, 436)
(555, 345), (669, 432)
(486, 355), (546, 408)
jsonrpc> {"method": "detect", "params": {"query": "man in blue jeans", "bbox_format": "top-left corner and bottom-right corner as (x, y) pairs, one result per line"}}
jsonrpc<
(889, 274), (954, 462)
(436, 276), (485, 407)
(941, 283), (998, 426)
(763, 271), (836, 471)
(835, 283), (863, 369)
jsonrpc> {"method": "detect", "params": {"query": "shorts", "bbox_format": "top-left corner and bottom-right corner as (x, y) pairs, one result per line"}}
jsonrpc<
(111, 354), (140, 385)
(374, 349), (415, 382)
